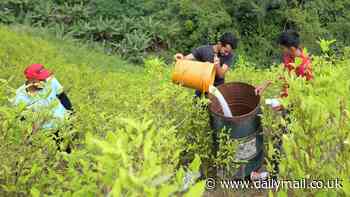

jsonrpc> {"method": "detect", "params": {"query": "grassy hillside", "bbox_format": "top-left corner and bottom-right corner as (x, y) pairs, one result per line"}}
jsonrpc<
(0, 25), (210, 196)
(0, 26), (350, 196)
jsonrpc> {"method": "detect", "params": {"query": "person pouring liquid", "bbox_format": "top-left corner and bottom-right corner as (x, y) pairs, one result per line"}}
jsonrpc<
(175, 33), (270, 181)
(174, 32), (238, 98)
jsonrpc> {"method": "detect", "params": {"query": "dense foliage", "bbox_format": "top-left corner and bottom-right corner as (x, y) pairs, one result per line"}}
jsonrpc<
(232, 46), (350, 196)
(0, 24), (350, 196)
(0, 0), (349, 65)
(0, 26), (208, 196)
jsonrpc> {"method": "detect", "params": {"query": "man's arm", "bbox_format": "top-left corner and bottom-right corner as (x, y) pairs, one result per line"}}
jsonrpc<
(48, 77), (73, 111)
(215, 54), (233, 78)
(174, 53), (196, 61)
(255, 80), (273, 95)
(176, 52), (228, 77)
(57, 92), (73, 111)
(184, 54), (196, 60)
(215, 64), (229, 78)
(175, 46), (205, 61)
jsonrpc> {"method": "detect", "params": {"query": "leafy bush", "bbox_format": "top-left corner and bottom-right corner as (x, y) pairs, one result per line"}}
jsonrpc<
(227, 41), (350, 196)
(272, 52), (350, 196)
(1, 25), (350, 196)
(0, 26), (206, 196)
(1, 0), (350, 65)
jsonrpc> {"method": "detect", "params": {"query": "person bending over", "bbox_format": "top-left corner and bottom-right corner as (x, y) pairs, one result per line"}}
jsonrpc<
(175, 32), (239, 98)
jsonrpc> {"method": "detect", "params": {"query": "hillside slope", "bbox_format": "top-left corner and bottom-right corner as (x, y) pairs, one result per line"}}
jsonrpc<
(0, 25), (209, 196)
(0, 26), (350, 196)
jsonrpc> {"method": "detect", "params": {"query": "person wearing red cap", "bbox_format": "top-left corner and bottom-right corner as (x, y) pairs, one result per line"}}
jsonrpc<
(14, 64), (73, 152)
(22, 64), (73, 111)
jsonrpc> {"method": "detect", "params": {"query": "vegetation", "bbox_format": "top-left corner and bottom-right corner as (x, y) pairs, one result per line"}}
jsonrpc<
(0, 0), (349, 65)
(0, 26), (207, 196)
(1, 0), (350, 196)
(0, 24), (349, 196)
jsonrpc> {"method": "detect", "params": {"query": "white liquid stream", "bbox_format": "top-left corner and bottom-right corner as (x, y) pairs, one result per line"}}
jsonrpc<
(209, 85), (233, 117)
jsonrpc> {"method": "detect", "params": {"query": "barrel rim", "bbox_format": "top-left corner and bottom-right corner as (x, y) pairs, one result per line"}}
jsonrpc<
(208, 82), (261, 120)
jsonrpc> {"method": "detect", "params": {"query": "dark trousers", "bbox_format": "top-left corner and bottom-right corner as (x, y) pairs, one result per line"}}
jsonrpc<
(194, 90), (208, 98)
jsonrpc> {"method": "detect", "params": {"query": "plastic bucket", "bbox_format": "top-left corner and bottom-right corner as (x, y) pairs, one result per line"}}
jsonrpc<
(172, 60), (216, 93)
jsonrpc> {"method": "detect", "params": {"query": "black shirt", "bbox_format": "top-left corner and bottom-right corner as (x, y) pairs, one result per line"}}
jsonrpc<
(192, 45), (234, 86)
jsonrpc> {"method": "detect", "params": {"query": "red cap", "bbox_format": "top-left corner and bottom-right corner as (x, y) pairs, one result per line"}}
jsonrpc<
(24, 64), (52, 80)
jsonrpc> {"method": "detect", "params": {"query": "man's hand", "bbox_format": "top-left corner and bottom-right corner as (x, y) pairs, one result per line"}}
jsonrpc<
(255, 80), (272, 96)
(175, 53), (196, 61)
(254, 86), (264, 96)
(222, 64), (229, 70)
(214, 55), (220, 67)
(214, 64), (229, 78)
(174, 53), (184, 61)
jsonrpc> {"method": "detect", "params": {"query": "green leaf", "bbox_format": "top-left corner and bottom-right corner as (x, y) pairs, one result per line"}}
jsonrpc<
(342, 176), (350, 196)
(111, 180), (122, 197)
(318, 39), (336, 53)
(277, 190), (288, 197)
(158, 185), (177, 197)
(184, 181), (205, 197)
(30, 187), (40, 197)
(295, 57), (302, 66)
(189, 154), (201, 172)
(315, 190), (336, 197)
(176, 168), (186, 185)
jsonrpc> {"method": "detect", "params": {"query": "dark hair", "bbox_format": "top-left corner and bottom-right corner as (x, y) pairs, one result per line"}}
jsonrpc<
(219, 32), (239, 49)
(278, 30), (300, 48)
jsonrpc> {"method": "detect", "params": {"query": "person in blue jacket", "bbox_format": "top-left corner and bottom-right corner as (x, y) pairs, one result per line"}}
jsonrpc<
(14, 64), (73, 152)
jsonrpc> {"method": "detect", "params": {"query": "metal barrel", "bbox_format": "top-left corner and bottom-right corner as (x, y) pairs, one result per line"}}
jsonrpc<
(208, 82), (264, 179)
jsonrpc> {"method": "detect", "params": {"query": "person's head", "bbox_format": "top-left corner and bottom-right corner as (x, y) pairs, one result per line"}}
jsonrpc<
(278, 30), (300, 56)
(24, 64), (51, 93)
(217, 32), (238, 56)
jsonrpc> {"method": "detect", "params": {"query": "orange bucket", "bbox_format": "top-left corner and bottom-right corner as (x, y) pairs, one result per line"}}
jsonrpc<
(172, 60), (216, 93)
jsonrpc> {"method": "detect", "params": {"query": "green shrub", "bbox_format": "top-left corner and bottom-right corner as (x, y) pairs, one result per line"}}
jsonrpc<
(1, 24), (350, 196)
(0, 25), (211, 196)
(2, 0), (350, 65)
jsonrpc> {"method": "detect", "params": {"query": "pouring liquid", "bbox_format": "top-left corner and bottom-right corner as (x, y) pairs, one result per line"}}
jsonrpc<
(209, 85), (233, 117)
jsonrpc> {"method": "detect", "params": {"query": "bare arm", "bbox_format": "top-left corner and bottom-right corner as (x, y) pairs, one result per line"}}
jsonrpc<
(213, 55), (229, 78)
(184, 54), (195, 60)
(215, 64), (229, 78)
(174, 53), (196, 61)
(255, 80), (273, 95)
